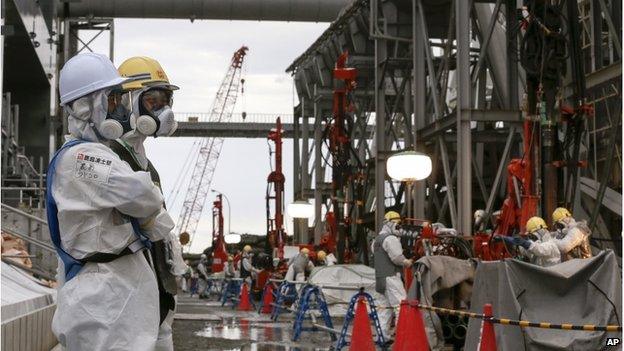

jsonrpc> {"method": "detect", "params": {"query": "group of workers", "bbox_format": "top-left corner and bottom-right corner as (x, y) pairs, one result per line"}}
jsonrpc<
(371, 207), (594, 342)
(494, 207), (593, 267)
(186, 244), (338, 299)
(48, 53), (186, 351)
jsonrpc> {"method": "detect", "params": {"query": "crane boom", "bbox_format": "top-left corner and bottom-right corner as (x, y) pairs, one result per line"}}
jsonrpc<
(176, 46), (248, 247)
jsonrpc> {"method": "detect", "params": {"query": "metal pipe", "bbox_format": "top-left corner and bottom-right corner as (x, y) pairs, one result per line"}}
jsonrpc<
(59, 0), (349, 22)
(452, 324), (467, 340)
(1, 203), (48, 224)
(1, 257), (56, 281)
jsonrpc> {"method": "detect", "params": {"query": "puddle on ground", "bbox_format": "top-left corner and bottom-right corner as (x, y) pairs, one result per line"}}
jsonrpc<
(195, 317), (334, 351)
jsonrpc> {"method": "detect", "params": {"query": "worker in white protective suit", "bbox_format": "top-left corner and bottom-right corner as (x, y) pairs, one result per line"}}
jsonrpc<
(197, 254), (211, 298)
(551, 207), (593, 260)
(48, 53), (173, 351)
(239, 245), (260, 285)
(114, 56), (186, 351)
(285, 247), (315, 282)
(495, 217), (561, 267)
(372, 211), (413, 341)
(224, 255), (237, 278)
(316, 250), (337, 266)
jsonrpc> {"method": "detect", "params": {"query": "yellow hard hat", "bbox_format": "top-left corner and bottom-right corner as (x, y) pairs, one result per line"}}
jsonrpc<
(317, 250), (327, 260)
(227, 255), (233, 261)
(243, 245), (252, 253)
(552, 207), (572, 223)
(384, 211), (401, 223)
(300, 247), (310, 255)
(118, 56), (179, 91)
(526, 216), (547, 234)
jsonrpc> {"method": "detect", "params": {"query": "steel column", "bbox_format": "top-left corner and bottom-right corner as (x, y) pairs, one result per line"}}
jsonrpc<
(455, 0), (472, 235)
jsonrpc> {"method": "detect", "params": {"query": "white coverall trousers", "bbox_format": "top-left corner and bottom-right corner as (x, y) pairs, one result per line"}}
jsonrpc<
(376, 273), (407, 340)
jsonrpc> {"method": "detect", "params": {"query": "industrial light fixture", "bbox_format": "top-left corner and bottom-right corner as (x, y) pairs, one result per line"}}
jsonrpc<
(224, 233), (242, 244)
(287, 200), (314, 219)
(386, 150), (432, 181)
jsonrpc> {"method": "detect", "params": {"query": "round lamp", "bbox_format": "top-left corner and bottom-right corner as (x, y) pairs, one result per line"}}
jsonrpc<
(224, 233), (242, 244)
(386, 150), (432, 181)
(287, 200), (314, 219)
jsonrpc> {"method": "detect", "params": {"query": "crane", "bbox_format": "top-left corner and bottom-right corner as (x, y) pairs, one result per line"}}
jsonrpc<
(176, 46), (248, 249)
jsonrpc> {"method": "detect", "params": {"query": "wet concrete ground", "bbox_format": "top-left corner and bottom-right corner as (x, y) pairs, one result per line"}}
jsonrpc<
(173, 295), (337, 351)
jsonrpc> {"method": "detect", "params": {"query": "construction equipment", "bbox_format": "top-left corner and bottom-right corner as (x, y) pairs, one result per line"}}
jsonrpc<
(175, 46), (248, 249)
(318, 51), (367, 263)
(474, 1), (593, 260)
(211, 194), (227, 273)
(266, 117), (287, 259)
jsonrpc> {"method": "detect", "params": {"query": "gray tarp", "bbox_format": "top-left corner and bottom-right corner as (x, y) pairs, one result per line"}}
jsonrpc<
(407, 256), (477, 350)
(465, 250), (622, 350)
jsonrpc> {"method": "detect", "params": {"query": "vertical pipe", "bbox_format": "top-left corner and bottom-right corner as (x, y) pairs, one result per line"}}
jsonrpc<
(109, 20), (115, 62)
(374, 7), (387, 234)
(301, 99), (310, 244)
(293, 105), (301, 242)
(314, 85), (323, 243)
(413, 0), (426, 219)
(455, 0), (472, 235)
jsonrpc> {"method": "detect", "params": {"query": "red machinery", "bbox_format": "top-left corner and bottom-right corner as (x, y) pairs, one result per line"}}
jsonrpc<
(473, 113), (541, 260)
(266, 117), (286, 259)
(319, 51), (359, 263)
(211, 194), (228, 272)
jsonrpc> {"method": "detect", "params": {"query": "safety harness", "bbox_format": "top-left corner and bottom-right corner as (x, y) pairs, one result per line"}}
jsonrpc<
(46, 139), (152, 282)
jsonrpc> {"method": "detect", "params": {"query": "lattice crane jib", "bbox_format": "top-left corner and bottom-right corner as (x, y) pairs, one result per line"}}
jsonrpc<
(177, 46), (248, 249)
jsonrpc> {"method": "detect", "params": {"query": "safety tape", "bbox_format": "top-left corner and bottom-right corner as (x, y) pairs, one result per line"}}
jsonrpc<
(415, 303), (622, 332)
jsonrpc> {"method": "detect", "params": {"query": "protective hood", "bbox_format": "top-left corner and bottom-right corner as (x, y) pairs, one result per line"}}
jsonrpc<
(118, 87), (153, 169)
(118, 129), (149, 169)
(65, 90), (109, 143)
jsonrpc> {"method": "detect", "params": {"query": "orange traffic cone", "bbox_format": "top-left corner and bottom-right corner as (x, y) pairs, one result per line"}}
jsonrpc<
(349, 297), (375, 351)
(479, 304), (497, 351)
(238, 283), (253, 311)
(393, 300), (410, 350)
(260, 284), (273, 314)
(393, 300), (429, 351)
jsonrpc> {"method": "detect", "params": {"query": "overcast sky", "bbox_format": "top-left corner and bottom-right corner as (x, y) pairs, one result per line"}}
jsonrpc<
(86, 19), (327, 252)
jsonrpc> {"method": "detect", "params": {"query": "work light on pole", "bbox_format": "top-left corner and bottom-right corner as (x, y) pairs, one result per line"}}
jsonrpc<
(287, 200), (314, 219)
(224, 233), (242, 244)
(386, 150), (432, 181)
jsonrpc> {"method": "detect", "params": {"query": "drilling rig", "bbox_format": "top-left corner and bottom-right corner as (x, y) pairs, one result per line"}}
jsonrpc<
(266, 117), (286, 259)
(176, 46), (248, 250)
(211, 194), (228, 272)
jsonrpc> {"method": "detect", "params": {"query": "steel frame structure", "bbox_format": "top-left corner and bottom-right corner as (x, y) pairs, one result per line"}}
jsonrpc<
(288, 0), (622, 256)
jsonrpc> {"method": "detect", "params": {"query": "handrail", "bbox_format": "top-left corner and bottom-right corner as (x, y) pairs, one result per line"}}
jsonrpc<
(1, 203), (47, 225)
(1, 226), (55, 252)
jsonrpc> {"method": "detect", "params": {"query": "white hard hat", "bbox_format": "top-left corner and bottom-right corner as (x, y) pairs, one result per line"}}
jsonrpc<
(200, 254), (207, 259)
(59, 53), (133, 106)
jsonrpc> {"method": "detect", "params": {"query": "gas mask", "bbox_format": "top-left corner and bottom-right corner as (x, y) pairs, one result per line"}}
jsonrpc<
(554, 222), (566, 231)
(66, 89), (133, 141)
(135, 88), (177, 136)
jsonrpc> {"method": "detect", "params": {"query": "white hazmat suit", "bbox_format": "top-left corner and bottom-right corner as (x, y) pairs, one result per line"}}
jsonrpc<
(372, 222), (410, 340)
(114, 87), (187, 351)
(523, 230), (561, 267)
(51, 86), (174, 350)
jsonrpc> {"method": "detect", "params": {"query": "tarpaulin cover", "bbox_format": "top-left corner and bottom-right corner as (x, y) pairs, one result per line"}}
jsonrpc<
(1, 262), (56, 322)
(465, 250), (622, 350)
(407, 256), (477, 350)
(308, 264), (390, 316)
